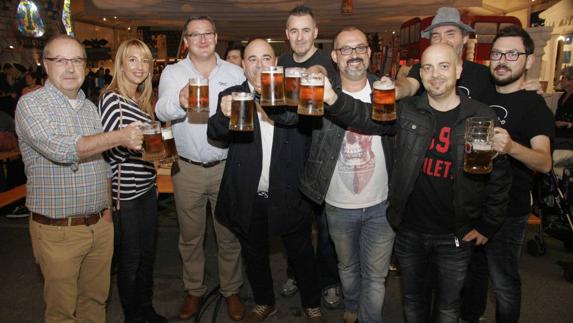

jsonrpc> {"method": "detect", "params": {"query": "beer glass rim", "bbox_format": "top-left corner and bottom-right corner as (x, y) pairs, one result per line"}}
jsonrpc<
(466, 117), (494, 124)
(231, 91), (255, 100)
(285, 67), (305, 76)
(300, 72), (324, 85)
(189, 77), (208, 85)
(373, 80), (395, 90)
(262, 66), (283, 72)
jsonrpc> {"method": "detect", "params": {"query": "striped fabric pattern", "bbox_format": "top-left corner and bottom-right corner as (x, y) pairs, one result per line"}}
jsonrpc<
(98, 91), (156, 202)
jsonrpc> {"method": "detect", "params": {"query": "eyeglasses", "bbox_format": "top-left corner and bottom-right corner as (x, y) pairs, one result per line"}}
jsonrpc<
(489, 50), (528, 61)
(185, 32), (216, 41)
(44, 57), (87, 66)
(335, 45), (369, 56)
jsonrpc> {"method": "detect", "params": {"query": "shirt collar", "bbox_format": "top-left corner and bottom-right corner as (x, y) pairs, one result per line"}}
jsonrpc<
(44, 80), (86, 108)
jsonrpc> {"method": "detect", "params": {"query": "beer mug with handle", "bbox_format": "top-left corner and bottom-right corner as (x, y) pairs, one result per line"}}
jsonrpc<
(464, 117), (497, 174)
(142, 121), (166, 161)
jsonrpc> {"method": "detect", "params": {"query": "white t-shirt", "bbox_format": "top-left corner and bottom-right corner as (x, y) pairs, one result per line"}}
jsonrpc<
(324, 83), (388, 209)
(249, 83), (274, 193)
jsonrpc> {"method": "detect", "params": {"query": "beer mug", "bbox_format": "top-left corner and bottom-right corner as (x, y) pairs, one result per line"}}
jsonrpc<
(161, 126), (177, 163)
(229, 92), (255, 132)
(260, 66), (285, 106)
(142, 121), (166, 161)
(297, 72), (325, 116)
(464, 117), (497, 174)
(371, 80), (396, 122)
(285, 67), (305, 106)
(188, 77), (209, 113)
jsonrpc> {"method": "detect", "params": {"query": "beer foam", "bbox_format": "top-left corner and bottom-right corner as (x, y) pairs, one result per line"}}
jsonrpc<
(285, 67), (304, 77)
(231, 92), (254, 101)
(472, 142), (492, 151)
(373, 81), (394, 90)
(301, 78), (324, 86)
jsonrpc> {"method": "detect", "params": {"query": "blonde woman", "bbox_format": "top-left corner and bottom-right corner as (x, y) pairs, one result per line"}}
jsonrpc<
(98, 39), (166, 323)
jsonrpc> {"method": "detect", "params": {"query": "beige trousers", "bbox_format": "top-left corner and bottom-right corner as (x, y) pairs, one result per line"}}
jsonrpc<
(29, 215), (114, 323)
(172, 160), (243, 297)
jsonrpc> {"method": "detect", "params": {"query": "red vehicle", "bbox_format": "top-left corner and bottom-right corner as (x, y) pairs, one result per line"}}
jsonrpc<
(399, 14), (522, 62)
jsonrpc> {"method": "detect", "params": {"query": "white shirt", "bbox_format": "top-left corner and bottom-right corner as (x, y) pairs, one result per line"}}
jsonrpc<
(155, 54), (245, 163)
(325, 83), (388, 209)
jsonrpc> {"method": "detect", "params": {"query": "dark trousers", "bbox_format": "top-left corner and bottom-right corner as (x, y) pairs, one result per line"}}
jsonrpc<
(116, 188), (159, 322)
(395, 229), (473, 323)
(287, 206), (340, 289)
(461, 215), (528, 323)
(240, 195), (320, 308)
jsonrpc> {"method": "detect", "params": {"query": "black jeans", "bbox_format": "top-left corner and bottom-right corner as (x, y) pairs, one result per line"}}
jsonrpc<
(461, 215), (528, 323)
(395, 229), (474, 323)
(240, 194), (320, 308)
(287, 205), (340, 289)
(116, 187), (159, 322)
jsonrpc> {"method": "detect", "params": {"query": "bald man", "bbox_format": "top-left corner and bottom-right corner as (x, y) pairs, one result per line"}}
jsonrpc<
(322, 44), (511, 323)
(207, 39), (324, 323)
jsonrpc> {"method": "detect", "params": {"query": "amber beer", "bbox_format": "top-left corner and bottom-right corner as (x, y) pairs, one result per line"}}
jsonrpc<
(142, 121), (166, 161)
(229, 92), (255, 131)
(298, 72), (324, 116)
(161, 126), (177, 162)
(285, 67), (304, 106)
(372, 80), (396, 121)
(260, 66), (285, 106)
(464, 118), (496, 174)
(188, 77), (209, 112)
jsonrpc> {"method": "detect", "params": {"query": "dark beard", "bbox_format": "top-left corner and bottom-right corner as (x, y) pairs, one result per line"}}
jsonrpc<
(493, 65), (524, 86)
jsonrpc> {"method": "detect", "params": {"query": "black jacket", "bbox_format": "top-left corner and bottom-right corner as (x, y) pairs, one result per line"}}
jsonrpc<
(207, 81), (313, 238)
(327, 93), (512, 239)
(268, 74), (396, 205)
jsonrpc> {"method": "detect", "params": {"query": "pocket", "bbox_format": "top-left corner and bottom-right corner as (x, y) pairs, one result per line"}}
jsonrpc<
(38, 225), (66, 243)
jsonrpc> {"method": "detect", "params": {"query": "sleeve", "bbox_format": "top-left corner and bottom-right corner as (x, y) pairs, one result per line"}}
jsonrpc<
(98, 92), (132, 164)
(15, 95), (81, 164)
(155, 65), (187, 122)
(207, 89), (232, 141)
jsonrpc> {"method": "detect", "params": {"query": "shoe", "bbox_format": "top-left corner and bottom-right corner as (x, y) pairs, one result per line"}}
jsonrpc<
(322, 286), (341, 309)
(304, 307), (326, 323)
(243, 304), (277, 323)
(5, 205), (29, 218)
(343, 311), (358, 323)
(142, 307), (167, 323)
(179, 294), (202, 320)
(388, 263), (399, 272)
(280, 278), (298, 297)
(225, 294), (245, 321)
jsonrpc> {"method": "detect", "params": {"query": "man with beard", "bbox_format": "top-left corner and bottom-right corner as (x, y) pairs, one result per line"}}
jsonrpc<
(277, 5), (340, 307)
(460, 26), (554, 323)
(320, 43), (511, 323)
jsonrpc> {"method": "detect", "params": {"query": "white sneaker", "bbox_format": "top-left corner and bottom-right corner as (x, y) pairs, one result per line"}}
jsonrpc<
(280, 278), (298, 297)
(322, 285), (342, 309)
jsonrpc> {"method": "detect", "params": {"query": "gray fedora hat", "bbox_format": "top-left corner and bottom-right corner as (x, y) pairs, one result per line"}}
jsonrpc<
(421, 7), (475, 39)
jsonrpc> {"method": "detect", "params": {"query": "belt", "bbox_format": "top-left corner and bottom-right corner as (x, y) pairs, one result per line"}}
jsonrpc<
(31, 210), (106, 226)
(257, 191), (270, 199)
(178, 156), (225, 168)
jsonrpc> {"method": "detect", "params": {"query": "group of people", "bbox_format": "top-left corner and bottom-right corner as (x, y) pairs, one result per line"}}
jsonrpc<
(14, 4), (557, 323)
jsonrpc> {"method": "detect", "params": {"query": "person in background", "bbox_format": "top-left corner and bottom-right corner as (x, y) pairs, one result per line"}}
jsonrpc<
(225, 43), (245, 67)
(98, 39), (167, 323)
(15, 34), (143, 323)
(554, 66), (573, 139)
(155, 15), (245, 321)
(21, 72), (42, 95)
(396, 58), (414, 80)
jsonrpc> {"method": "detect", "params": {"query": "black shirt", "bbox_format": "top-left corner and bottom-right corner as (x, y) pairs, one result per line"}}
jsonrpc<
(408, 60), (495, 102)
(402, 106), (460, 233)
(484, 90), (555, 217)
(278, 49), (337, 78)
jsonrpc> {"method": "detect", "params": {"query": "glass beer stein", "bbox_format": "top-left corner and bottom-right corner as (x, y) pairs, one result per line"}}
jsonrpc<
(284, 67), (305, 106)
(260, 66), (285, 106)
(371, 80), (396, 122)
(464, 117), (497, 174)
(161, 126), (177, 163)
(142, 121), (166, 161)
(297, 72), (325, 116)
(188, 77), (209, 113)
(229, 92), (255, 132)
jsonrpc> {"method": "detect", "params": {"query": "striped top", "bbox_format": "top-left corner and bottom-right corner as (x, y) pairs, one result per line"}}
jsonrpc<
(15, 81), (110, 218)
(98, 91), (156, 202)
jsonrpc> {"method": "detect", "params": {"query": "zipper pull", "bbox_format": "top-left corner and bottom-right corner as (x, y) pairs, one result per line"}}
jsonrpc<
(454, 236), (460, 247)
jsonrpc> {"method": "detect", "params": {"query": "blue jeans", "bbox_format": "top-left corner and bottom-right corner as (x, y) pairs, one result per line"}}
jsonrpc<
(395, 229), (473, 323)
(325, 202), (395, 323)
(462, 215), (528, 323)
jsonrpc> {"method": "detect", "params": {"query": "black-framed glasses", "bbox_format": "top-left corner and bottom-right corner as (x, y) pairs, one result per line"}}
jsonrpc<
(185, 32), (216, 41)
(489, 50), (528, 61)
(44, 57), (87, 66)
(336, 45), (369, 56)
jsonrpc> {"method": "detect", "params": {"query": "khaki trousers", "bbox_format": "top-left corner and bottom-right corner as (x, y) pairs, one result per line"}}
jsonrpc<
(29, 215), (114, 323)
(173, 160), (243, 297)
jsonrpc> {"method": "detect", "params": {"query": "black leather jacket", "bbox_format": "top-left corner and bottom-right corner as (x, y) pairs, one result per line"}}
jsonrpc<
(327, 94), (511, 239)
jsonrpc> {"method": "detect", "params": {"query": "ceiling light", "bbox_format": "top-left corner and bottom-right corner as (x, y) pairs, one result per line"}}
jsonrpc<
(113, 16), (118, 19)
(8, 45), (14, 49)
(102, 17), (107, 21)
(267, 38), (271, 42)
(127, 26), (131, 31)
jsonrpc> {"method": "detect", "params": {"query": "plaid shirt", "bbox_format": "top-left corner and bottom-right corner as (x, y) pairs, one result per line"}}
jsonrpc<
(15, 81), (110, 218)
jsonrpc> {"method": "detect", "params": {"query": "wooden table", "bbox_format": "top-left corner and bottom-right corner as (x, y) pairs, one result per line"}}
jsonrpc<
(156, 174), (173, 194)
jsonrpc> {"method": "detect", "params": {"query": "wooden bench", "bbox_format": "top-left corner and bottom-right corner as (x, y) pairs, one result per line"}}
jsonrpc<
(0, 185), (26, 209)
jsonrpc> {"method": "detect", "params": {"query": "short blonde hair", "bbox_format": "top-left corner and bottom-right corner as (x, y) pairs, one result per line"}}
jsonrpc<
(104, 39), (154, 117)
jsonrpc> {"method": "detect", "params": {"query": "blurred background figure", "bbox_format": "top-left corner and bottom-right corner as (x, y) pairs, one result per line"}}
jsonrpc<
(21, 72), (41, 96)
(225, 43), (244, 67)
(555, 66), (573, 140)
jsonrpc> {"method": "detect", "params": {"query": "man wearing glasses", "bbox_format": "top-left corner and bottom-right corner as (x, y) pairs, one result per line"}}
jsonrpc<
(155, 16), (246, 321)
(15, 35), (144, 323)
(460, 26), (554, 323)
